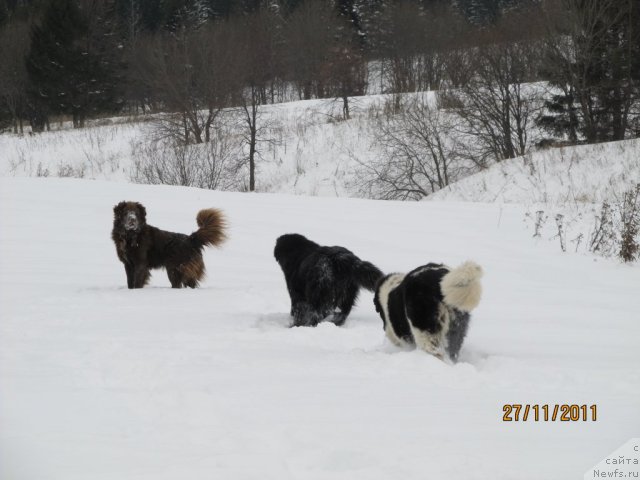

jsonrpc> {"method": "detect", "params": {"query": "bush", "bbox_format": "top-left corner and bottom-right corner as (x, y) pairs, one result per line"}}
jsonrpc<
(619, 184), (640, 263)
(131, 132), (242, 191)
(354, 96), (476, 200)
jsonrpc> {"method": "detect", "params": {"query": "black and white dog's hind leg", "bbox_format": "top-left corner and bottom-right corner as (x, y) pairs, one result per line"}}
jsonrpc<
(438, 261), (483, 361)
(444, 310), (471, 362)
(404, 261), (483, 361)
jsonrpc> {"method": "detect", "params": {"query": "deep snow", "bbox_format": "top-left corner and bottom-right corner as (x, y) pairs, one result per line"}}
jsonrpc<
(1, 177), (639, 479)
(429, 138), (640, 206)
(0, 96), (391, 196)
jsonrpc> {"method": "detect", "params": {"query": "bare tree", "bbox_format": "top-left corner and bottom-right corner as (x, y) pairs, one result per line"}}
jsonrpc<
(619, 184), (640, 263)
(380, 2), (426, 96)
(235, 9), (281, 191)
(371, 2), (473, 110)
(323, 44), (367, 120)
(131, 127), (242, 190)
(356, 96), (473, 200)
(444, 38), (542, 166)
(284, 0), (335, 100)
(131, 20), (241, 145)
(192, 21), (243, 141)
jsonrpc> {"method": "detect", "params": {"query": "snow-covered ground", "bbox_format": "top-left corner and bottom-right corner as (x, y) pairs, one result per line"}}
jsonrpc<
(430, 139), (640, 206)
(429, 139), (640, 258)
(0, 96), (392, 196)
(1, 177), (639, 479)
(2, 93), (638, 207)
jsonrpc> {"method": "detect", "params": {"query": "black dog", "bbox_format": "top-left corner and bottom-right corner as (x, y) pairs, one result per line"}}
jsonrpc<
(111, 202), (227, 288)
(374, 261), (483, 361)
(274, 233), (383, 327)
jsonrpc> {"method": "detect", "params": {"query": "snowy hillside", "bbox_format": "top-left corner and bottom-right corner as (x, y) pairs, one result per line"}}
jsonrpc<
(0, 96), (394, 196)
(1, 177), (639, 480)
(426, 139), (640, 258)
(2, 93), (638, 209)
(429, 138), (640, 205)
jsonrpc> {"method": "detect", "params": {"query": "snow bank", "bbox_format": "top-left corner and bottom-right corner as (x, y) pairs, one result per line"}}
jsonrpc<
(1, 177), (638, 479)
(429, 138), (640, 206)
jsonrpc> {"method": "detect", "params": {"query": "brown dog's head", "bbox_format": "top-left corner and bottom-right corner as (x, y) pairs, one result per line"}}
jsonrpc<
(113, 201), (147, 233)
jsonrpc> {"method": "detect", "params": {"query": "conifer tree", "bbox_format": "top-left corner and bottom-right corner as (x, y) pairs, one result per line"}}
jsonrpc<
(26, 0), (122, 128)
(0, 0), (9, 27)
(540, 0), (639, 143)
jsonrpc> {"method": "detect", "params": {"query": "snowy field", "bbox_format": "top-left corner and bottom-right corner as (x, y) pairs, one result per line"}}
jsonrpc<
(429, 138), (640, 257)
(0, 96), (392, 196)
(1, 176), (639, 479)
(2, 93), (638, 208)
(430, 138), (640, 206)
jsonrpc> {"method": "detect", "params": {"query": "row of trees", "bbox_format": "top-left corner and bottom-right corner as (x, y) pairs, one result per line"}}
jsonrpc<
(541, 0), (640, 143)
(356, 0), (640, 200)
(0, 0), (369, 131)
(0, 0), (546, 134)
(0, 0), (639, 192)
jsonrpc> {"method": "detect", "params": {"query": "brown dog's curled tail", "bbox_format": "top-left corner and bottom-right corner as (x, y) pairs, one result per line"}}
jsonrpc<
(191, 208), (227, 248)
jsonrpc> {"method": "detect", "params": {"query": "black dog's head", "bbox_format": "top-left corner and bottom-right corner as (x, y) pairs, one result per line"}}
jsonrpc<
(113, 201), (147, 233)
(274, 233), (317, 263)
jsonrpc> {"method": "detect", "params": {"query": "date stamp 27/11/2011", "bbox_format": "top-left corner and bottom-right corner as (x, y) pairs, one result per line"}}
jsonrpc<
(502, 404), (597, 422)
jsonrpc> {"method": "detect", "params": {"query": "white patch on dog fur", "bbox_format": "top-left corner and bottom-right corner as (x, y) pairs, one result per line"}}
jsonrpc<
(407, 263), (449, 278)
(440, 261), (483, 312)
(407, 303), (449, 359)
(378, 273), (406, 346)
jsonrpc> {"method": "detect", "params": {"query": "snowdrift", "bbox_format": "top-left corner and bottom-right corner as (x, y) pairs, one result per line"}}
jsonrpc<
(1, 177), (639, 479)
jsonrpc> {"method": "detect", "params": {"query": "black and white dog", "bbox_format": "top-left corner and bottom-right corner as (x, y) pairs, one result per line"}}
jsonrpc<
(373, 261), (483, 362)
(274, 233), (383, 327)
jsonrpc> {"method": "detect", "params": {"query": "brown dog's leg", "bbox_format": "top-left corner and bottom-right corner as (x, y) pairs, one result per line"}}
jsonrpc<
(133, 264), (150, 288)
(184, 278), (198, 289)
(180, 257), (204, 289)
(167, 269), (183, 289)
(124, 262), (135, 289)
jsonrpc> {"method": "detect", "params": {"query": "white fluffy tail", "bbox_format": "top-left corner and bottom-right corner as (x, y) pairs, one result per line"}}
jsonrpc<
(440, 261), (483, 312)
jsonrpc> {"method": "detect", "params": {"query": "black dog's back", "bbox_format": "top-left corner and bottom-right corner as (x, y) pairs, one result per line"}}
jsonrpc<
(274, 234), (383, 327)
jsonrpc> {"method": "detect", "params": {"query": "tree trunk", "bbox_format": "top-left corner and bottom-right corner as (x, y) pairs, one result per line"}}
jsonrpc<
(249, 125), (256, 191)
(342, 94), (350, 120)
(249, 98), (257, 192)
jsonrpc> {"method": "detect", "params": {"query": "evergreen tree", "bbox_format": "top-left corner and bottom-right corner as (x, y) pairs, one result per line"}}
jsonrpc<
(164, 0), (212, 31)
(454, 0), (524, 25)
(138, 0), (163, 30)
(335, 0), (363, 37)
(112, 0), (163, 32)
(26, 0), (123, 128)
(455, 0), (500, 25)
(540, 0), (639, 143)
(0, 0), (9, 26)
(206, 0), (234, 18)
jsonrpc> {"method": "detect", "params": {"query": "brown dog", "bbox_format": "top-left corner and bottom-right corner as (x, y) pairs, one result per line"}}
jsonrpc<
(111, 202), (227, 288)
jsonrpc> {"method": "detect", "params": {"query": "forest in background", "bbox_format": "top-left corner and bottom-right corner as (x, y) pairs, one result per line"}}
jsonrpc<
(1, 0), (639, 199)
(1, 0), (637, 138)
